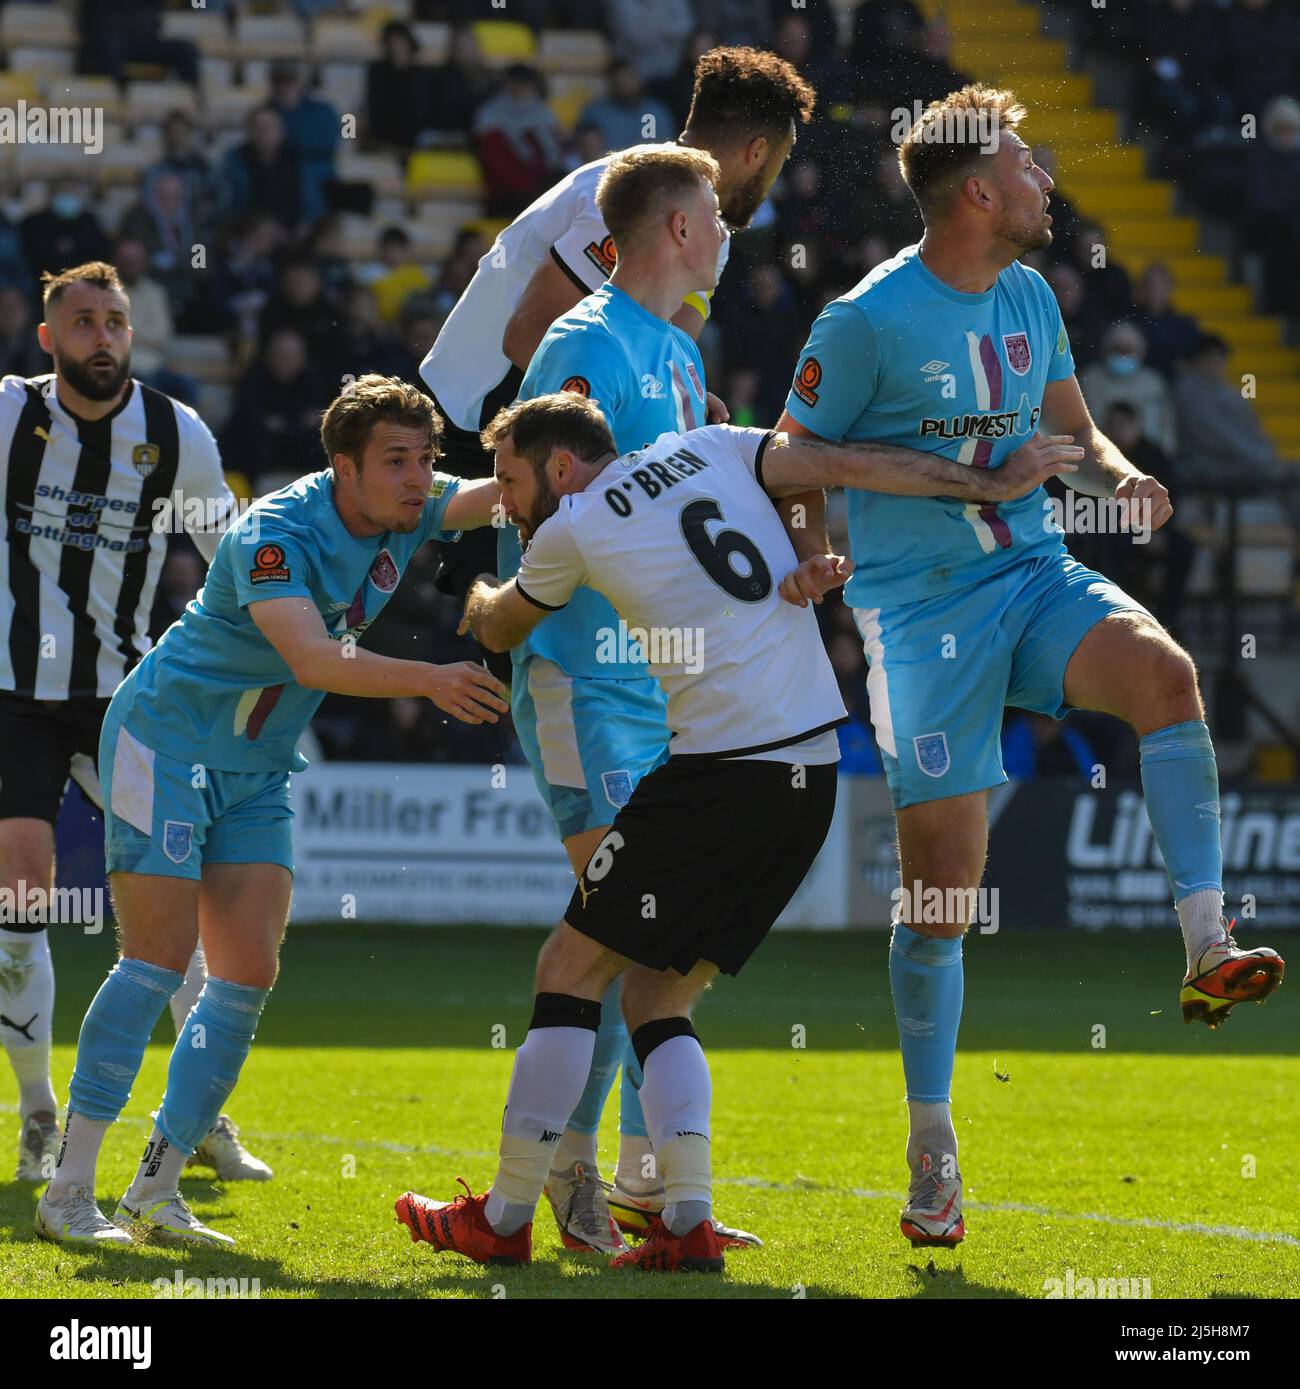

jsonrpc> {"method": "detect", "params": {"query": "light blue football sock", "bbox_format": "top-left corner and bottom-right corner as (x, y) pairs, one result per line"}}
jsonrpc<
(155, 977), (269, 1153)
(1138, 719), (1223, 904)
(889, 923), (964, 1104)
(618, 1043), (647, 1139)
(565, 979), (625, 1136)
(68, 957), (183, 1121)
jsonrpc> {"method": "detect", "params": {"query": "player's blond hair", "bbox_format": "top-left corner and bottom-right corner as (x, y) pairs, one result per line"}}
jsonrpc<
(897, 83), (1027, 223)
(595, 144), (721, 254)
(320, 374), (443, 470)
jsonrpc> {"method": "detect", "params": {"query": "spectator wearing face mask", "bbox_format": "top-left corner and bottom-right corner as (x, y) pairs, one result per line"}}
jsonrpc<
(20, 182), (111, 279)
(1080, 321), (1175, 453)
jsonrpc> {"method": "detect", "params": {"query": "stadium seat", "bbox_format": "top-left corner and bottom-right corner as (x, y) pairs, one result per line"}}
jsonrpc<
(204, 86), (266, 131)
(319, 62), (366, 118)
(410, 23), (452, 63)
(406, 150), (483, 199)
(12, 137), (98, 179)
(0, 3), (76, 48)
(313, 16), (378, 62)
(7, 47), (74, 77)
(0, 73), (39, 105)
(413, 199), (488, 257)
(232, 14), (310, 61)
(471, 21), (537, 66)
(159, 9), (236, 59)
(125, 80), (198, 130)
(336, 148), (407, 198)
(536, 30), (610, 76)
(548, 94), (583, 133)
(40, 76), (124, 125)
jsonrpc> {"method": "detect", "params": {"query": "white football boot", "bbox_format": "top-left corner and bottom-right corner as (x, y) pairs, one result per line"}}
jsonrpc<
(15, 1111), (59, 1182)
(1180, 917), (1285, 1028)
(35, 1186), (132, 1246)
(188, 1114), (273, 1181)
(900, 1152), (965, 1248)
(113, 1191), (235, 1248)
(544, 1162), (627, 1255)
(607, 1178), (763, 1249)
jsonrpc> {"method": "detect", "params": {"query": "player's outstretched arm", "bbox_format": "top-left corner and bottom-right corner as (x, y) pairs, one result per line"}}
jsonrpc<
(460, 574), (548, 654)
(1041, 375), (1173, 529)
(439, 477), (503, 531)
(760, 429), (1082, 502)
(249, 596), (509, 725)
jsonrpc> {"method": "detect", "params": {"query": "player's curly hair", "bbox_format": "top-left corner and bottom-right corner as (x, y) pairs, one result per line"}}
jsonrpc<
(595, 144), (721, 253)
(897, 83), (1028, 223)
(40, 261), (125, 309)
(684, 46), (817, 147)
(320, 374), (443, 470)
(481, 392), (616, 475)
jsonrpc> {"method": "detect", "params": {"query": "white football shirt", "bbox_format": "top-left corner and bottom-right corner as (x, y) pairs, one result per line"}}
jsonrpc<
(515, 424), (846, 761)
(420, 153), (729, 434)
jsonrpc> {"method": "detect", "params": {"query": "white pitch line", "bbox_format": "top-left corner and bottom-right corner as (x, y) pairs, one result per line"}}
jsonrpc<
(8, 1105), (1291, 1248)
(717, 1174), (1300, 1248)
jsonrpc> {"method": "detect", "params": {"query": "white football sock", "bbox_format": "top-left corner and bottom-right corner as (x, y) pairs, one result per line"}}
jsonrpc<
(552, 1126), (599, 1174)
(906, 1099), (958, 1177)
(0, 928), (57, 1118)
(615, 1132), (659, 1193)
(1177, 888), (1225, 974)
(486, 1024), (596, 1235)
(47, 1112), (111, 1200)
(169, 941), (208, 1034)
(124, 1125), (188, 1204)
(638, 1034), (712, 1230)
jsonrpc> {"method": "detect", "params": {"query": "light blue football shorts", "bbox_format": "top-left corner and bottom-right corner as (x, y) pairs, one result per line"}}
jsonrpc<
(512, 656), (669, 841)
(854, 552), (1149, 810)
(99, 698), (294, 880)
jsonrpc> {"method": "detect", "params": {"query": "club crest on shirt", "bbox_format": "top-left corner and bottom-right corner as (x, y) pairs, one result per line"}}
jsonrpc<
(684, 359), (705, 400)
(914, 732), (951, 778)
(163, 820), (194, 864)
(249, 543), (290, 585)
(1002, 332), (1032, 376)
(132, 443), (160, 477)
(601, 770), (634, 808)
(368, 548), (399, 593)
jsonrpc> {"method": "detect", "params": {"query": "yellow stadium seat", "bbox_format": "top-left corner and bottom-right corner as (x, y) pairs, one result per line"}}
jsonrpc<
(471, 21), (537, 64)
(406, 150), (483, 198)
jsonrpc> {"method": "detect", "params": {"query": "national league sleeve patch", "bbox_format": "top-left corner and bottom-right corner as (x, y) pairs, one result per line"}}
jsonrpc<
(793, 356), (822, 407)
(560, 375), (591, 397)
(583, 235), (617, 277)
(249, 542), (291, 585)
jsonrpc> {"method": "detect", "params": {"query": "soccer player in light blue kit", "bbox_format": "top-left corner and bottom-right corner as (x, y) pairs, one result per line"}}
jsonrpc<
(777, 85), (1284, 1249)
(493, 144), (770, 1255)
(36, 376), (508, 1248)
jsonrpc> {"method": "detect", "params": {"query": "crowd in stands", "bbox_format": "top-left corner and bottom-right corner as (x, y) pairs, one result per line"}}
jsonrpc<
(0, 0), (1295, 777)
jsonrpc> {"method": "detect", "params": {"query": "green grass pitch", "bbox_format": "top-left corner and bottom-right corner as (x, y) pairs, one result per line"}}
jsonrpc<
(3, 924), (1297, 1299)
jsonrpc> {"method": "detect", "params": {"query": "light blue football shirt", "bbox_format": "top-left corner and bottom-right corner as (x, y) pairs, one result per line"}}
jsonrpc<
(783, 244), (1076, 609)
(499, 282), (708, 679)
(117, 469), (460, 773)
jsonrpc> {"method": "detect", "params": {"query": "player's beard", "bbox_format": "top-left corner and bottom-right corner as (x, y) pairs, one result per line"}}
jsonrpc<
(55, 347), (131, 402)
(720, 165), (770, 230)
(998, 205), (1053, 256)
(516, 471), (559, 547)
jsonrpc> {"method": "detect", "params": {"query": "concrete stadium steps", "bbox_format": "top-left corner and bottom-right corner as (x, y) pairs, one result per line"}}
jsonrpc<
(929, 0), (1300, 462)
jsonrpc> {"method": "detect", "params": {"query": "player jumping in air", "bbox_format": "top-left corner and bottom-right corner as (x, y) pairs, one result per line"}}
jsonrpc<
(775, 85), (1285, 1250)
(35, 376), (507, 1247)
(420, 47), (819, 1250)
(0, 261), (269, 1184)
(392, 393), (1082, 1273)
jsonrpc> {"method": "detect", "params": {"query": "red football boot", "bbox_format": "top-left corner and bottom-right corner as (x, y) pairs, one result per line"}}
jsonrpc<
(610, 1216), (724, 1273)
(395, 1178), (531, 1266)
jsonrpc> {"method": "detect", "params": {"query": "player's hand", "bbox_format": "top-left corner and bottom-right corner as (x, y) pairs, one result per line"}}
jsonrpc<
(995, 434), (1083, 499)
(706, 391), (730, 423)
(424, 661), (509, 724)
(778, 554), (853, 607)
(1116, 472), (1173, 532)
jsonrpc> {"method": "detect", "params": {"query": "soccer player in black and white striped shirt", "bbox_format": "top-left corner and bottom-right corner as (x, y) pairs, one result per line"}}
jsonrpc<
(0, 261), (269, 1183)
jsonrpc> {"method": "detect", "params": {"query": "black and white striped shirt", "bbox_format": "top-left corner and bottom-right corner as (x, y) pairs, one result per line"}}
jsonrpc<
(0, 373), (233, 700)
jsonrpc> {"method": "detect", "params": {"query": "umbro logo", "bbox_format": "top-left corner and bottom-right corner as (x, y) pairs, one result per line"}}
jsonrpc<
(919, 359), (948, 374)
